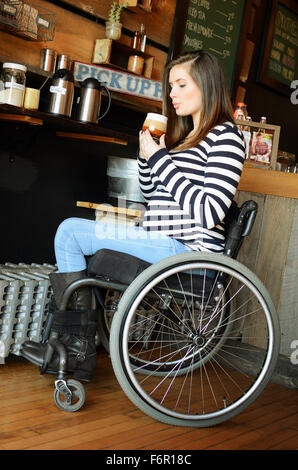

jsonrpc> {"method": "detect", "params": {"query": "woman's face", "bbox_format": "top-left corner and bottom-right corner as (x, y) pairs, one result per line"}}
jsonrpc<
(169, 63), (203, 125)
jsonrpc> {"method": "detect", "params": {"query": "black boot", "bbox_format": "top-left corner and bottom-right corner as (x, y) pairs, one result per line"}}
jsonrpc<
(23, 270), (93, 348)
(22, 308), (98, 381)
(21, 270), (98, 381)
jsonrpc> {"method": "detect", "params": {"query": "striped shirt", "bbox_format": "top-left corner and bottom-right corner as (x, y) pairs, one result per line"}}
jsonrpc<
(138, 121), (245, 253)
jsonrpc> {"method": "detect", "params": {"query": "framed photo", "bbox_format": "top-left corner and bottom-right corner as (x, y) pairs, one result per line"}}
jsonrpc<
(235, 119), (280, 169)
(258, 0), (298, 95)
(250, 131), (273, 164)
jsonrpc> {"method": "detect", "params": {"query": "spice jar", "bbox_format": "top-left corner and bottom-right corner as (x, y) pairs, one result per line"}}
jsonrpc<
(0, 62), (27, 107)
(40, 48), (56, 72)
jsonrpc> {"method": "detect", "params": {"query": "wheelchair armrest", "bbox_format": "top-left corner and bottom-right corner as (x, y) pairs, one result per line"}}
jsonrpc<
(224, 200), (258, 258)
(240, 200), (258, 236)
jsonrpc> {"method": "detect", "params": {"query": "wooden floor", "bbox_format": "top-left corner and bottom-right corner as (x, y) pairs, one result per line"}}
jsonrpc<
(0, 348), (297, 451)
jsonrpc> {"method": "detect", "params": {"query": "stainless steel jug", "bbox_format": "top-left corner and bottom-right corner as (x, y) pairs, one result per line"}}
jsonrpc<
(75, 78), (111, 124)
(48, 69), (74, 117)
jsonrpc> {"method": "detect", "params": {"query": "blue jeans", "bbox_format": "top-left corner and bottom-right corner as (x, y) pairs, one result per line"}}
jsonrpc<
(54, 217), (192, 272)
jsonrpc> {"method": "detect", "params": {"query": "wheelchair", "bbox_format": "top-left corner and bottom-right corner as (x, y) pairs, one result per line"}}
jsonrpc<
(39, 200), (281, 427)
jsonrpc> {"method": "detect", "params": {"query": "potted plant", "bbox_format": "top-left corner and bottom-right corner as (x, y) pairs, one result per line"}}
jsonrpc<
(105, 1), (128, 40)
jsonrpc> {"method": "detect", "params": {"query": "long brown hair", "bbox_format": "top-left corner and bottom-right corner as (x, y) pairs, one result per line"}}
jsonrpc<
(162, 50), (234, 150)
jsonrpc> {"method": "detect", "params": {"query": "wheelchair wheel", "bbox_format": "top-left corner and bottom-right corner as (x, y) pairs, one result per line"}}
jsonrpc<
(54, 379), (86, 412)
(110, 252), (280, 427)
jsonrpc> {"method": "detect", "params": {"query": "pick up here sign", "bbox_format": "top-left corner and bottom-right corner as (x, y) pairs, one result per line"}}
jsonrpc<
(73, 61), (162, 102)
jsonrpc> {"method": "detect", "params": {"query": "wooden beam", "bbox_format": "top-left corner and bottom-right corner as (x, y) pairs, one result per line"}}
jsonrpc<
(56, 132), (128, 145)
(0, 113), (43, 125)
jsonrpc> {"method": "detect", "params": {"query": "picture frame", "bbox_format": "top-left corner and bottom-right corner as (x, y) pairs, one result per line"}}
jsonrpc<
(235, 119), (280, 170)
(258, 0), (298, 96)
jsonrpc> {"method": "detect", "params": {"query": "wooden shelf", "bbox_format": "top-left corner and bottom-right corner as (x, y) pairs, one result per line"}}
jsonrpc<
(0, 55), (161, 114)
(0, 113), (43, 126)
(0, 103), (137, 145)
(0, 54), (52, 88)
(56, 132), (128, 146)
(92, 40), (154, 79)
(0, 56), (160, 145)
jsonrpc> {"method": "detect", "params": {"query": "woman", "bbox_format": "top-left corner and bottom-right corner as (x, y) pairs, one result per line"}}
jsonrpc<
(21, 50), (245, 380)
(139, 50), (244, 253)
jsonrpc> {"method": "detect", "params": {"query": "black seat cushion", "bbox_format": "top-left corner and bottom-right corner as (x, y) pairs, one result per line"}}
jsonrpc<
(87, 249), (151, 285)
(87, 249), (216, 298)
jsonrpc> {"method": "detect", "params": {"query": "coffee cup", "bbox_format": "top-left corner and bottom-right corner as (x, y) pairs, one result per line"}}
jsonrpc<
(142, 113), (167, 141)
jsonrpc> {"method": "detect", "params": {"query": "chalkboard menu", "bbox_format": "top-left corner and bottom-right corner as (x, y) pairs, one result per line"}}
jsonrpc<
(169, 0), (246, 87)
(260, 0), (298, 94)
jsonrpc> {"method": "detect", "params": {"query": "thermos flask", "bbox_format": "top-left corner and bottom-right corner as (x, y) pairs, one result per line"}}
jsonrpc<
(75, 78), (111, 124)
(48, 69), (74, 117)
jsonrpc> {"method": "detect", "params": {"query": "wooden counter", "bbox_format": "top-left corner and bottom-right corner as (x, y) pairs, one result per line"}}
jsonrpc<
(236, 170), (298, 371)
(239, 165), (298, 199)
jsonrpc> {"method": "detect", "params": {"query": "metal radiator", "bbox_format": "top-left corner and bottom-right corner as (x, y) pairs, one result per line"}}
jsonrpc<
(0, 263), (56, 363)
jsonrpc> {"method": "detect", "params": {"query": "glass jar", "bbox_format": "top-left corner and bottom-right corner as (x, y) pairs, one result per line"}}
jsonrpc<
(105, 21), (122, 40)
(0, 62), (27, 107)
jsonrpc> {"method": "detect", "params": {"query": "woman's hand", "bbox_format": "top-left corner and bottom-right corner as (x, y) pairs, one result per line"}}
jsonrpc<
(139, 129), (166, 161)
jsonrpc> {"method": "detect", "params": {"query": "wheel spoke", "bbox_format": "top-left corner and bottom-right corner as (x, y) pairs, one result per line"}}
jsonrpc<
(110, 253), (279, 427)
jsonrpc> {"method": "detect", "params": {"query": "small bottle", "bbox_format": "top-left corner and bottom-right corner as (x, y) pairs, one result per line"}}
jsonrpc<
(236, 113), (244, 131)
(259, 116), (267, 133)
(140, 23), (147, 52)
(243, 115), (251, 131)
(233, 102), (247, 120)
(131, 30), (141, 50)
(242, 116), (252, 160)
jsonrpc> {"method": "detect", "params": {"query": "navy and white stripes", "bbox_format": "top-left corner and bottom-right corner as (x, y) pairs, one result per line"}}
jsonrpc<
(138, 122), (245, 253)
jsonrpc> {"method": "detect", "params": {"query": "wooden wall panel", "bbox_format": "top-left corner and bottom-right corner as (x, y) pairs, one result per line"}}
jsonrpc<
(0, 0), (173, 81)
(237, 189), (298, 357)
(278, 202), (298, 356)
(52, 0), (176, 48)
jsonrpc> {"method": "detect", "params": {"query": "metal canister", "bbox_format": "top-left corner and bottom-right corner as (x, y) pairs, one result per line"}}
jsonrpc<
(40, 49), (56, 72)
(56, 54), (70, 71)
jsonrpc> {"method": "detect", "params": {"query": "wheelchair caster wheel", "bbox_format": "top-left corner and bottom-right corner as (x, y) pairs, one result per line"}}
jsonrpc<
(54, 378), (86, 412)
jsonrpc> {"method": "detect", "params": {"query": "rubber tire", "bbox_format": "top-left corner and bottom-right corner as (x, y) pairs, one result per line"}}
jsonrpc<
(110, 252), (280, 428)
(54, 379), (86, 412)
